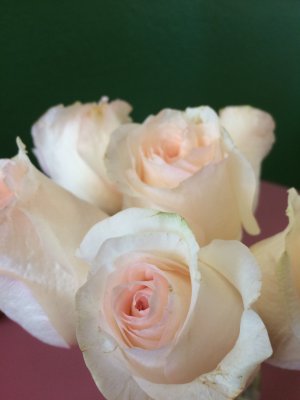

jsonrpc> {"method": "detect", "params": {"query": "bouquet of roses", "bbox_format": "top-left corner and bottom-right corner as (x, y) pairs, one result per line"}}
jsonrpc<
(1, 97), (299, 400)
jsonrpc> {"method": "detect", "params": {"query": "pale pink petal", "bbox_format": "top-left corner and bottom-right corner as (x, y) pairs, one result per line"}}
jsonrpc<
(134, 310), (271, 400)
(141, 154), (192, 188)
(200, 240), (262, 309)
(0, 177), (14, 209)
(164, 263), (243, 383)
(219, 105), (275, 180)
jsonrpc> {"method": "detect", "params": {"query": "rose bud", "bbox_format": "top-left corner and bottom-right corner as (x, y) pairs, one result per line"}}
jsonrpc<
(32, 97), (132, 215)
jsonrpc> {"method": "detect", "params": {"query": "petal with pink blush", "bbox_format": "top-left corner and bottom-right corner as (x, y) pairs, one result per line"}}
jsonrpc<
(0, 179), (14, 210)
(141, 154), (192, 188)
(137, 109), (222, 190)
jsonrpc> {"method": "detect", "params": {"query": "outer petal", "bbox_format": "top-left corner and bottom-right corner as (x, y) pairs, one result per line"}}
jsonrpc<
(200, 240), (261, 309)
(0, 275), (68, 347)
(79, 208), (199, 268)
(252, 188), (300, 369)
(32, 98), (132, 214)
(219, 106), (275, 180)
(162, 262), (243, 383)
(0, 142), (107, 346)
(134, 311), (271, 400)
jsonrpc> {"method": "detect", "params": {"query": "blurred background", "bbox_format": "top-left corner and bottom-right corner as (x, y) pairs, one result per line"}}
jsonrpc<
(1, 0), (300, 188)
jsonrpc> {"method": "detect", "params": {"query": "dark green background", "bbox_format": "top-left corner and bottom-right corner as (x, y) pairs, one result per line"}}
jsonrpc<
(1, 0), (300, 188)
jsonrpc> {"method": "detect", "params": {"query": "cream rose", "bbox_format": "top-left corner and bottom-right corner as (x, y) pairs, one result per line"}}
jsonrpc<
(32, 97), (132, 215)
(105, 106), (261, 245)
(219, 106), (275, 181)
(252, 188), (300, 369)
(0, 140), (106, 347)
(76, 208), (272, 400)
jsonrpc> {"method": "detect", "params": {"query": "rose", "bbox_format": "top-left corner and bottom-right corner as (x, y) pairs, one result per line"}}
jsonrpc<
(105, 106), (267, 245)
(32, 96), (132, 215)
(76, 208), (272, 400)
(0, 140), (106, 347)
(219, 106), (275, 181)
(251, 188), (300, 369)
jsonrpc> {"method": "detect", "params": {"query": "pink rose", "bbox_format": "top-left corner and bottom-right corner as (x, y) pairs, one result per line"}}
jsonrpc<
(105, 106), (268, 245)
(32, 97), (132, 214)
(0, 140), (106, 347)
(76, 208), (272, 400)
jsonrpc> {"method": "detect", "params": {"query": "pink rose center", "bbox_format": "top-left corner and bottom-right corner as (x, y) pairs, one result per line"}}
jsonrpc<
(163, 140), (180, 159)
(134, 294), (149, 311)
(104, 259), (190, 350)
(139, 119), (223, 189)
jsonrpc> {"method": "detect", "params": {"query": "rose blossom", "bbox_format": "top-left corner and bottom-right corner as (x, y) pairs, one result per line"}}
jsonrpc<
(0, 140), (106, 347)
(32, 96), (132, 215)
(105, 106), (265, 245)
(219, 106), (275, 181)
(76, 208), (272, 400)
(252, 188), (300, 369)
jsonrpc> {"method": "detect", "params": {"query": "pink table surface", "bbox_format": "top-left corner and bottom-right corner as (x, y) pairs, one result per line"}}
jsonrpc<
(1, 181), (299, 400)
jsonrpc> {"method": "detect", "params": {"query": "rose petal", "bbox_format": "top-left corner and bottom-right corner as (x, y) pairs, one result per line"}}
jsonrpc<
(134, 310), (272, 400)
(200, 240), (262, 309)
(219, 105), (275, 180)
